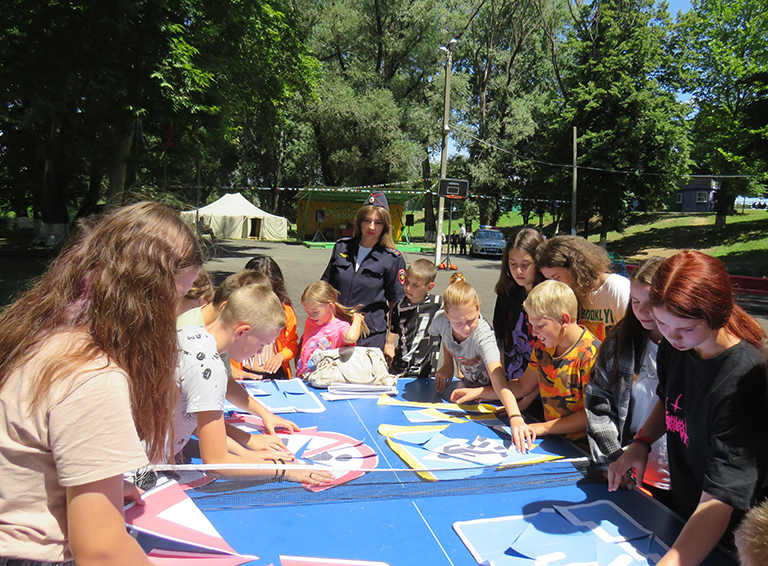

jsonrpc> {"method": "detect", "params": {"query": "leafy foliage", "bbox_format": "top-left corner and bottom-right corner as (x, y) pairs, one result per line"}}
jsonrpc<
(679, 0), (768, 211)
(1, 0), (767, 241)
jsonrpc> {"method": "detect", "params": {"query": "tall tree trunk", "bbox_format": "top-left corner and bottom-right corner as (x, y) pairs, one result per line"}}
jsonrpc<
(75, 164), (104, 218)
(272, 129), (286, 214)
(714, 183), (733, 231)
(105, 123), (135, 209)
(313, 122), (337, 186)
(33, 113), (72, 245)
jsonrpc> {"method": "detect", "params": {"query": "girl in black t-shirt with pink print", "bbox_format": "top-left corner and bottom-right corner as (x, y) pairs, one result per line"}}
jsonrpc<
(608, 250), (768, 566)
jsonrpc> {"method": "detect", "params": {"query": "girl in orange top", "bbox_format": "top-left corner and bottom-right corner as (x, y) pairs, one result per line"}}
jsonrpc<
(233, 255), (299, 379)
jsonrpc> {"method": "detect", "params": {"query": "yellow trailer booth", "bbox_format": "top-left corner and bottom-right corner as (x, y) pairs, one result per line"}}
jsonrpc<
(295, 188), (418, 243)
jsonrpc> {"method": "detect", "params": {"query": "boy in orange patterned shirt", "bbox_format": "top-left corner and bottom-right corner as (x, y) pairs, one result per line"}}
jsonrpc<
(496, 280), (600, 453)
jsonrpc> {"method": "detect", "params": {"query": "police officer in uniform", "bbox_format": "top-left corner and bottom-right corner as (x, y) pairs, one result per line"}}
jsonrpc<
(321, 191), (406, 349)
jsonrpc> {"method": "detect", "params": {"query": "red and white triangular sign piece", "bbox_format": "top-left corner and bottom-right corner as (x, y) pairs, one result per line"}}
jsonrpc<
(280, 556), (391, 566)
(125, 480), (242, 556)
(148, 549), (257, 566)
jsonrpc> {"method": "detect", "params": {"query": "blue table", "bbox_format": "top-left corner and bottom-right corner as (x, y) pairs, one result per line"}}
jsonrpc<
(191, 379), (736, 566)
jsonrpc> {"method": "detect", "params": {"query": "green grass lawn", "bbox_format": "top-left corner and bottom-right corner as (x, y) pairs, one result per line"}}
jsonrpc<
(402, 208), (768, 277)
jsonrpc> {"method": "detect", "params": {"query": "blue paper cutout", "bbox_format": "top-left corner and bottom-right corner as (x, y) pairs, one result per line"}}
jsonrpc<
(453, 500), (669, 566)
(554, 501), (653, 543)
(241, 379), (325, 413)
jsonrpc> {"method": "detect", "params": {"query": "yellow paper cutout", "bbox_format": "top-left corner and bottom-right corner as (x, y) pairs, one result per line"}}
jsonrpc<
(376, 394), (498, 414)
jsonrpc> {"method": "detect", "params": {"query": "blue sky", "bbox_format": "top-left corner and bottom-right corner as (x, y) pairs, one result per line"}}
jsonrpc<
(667, 0), (692, 16)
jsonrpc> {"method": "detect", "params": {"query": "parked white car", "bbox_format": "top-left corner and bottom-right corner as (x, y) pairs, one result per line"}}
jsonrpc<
(470, 227), (505, 257)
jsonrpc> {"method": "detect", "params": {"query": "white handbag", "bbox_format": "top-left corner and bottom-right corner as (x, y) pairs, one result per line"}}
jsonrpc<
(306, 346), (398, 388)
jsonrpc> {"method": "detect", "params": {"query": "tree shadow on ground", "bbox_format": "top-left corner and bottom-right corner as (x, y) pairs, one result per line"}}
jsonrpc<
(611, 218), (768, 260)
(716, 249), (768, 278)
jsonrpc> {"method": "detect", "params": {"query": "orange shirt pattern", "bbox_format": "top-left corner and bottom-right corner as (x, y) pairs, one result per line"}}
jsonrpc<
(275, 304), (300, 378)
(528, 326), (601, 442)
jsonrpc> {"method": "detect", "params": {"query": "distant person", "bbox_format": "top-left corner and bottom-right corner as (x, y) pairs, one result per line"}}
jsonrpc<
(384, 259), (442, 378)
(585, 257), (671, 501)
(459, 223), (467, 255)
(535, 235), (629, 341)
(608, 250), (768, 565)
(451, 230), (458, 254)
(297, 281), (367, 378)
(453, 280), (601, 453)
(0, 202), (203, 564)
(321, 191), (406, 349)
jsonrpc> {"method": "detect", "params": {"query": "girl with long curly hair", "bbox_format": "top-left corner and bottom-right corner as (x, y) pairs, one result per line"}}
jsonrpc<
(0, 202), (202, 565)
(535, 235), (630, 341)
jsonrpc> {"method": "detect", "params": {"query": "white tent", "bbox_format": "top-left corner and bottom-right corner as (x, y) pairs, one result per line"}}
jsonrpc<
(182, 193), (288, 241)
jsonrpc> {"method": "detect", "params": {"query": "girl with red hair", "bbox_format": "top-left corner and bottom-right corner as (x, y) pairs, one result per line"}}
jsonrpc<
(608, 250), (768, 566)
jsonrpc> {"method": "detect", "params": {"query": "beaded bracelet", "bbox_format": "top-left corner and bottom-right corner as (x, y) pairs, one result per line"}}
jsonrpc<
(630, 437), (652, 453)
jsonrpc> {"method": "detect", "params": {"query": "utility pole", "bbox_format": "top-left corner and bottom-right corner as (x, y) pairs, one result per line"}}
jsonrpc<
(571, 126), (578, 236)
(435, 38), (457, 267)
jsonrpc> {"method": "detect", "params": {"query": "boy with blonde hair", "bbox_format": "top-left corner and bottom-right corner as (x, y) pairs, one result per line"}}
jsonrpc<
(385, 259), (442, 378)
(452, 280), (601, 453)
(174, 284), (329, 484)
(177, 269), (271, 328)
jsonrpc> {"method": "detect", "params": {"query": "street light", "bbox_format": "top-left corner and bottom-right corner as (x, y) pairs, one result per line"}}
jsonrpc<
(434, 39), (457, 267)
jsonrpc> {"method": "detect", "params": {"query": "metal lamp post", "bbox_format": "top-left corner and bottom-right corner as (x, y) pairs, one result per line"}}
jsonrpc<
(434, 38), (457, 267)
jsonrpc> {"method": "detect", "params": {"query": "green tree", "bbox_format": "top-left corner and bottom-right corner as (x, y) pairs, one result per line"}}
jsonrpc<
(293, 0), (452, 196)
(0, 0), (316, 238)
(679, 0), (768, 229)
(550, 0), (689, 241)
(452, 0), (564, 226)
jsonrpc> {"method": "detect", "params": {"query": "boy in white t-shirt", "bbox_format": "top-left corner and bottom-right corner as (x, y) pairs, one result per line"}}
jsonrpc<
(175, 284), (331, 485)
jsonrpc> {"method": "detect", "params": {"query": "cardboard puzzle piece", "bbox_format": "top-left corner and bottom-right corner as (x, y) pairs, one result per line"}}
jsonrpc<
(453, 500), (669, 566)
(378, 423), (561, 481)
(125, 480), (257, 565)
(225, 414), (378, 492)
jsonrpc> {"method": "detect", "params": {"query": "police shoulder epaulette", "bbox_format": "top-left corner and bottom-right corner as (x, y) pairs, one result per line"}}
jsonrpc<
(385, 246), (401, 256)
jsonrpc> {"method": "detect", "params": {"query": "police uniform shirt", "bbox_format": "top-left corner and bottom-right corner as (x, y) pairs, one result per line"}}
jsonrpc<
(321, 237), (406, 348)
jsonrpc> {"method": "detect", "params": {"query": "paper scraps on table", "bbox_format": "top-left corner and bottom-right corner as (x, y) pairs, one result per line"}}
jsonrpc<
(124, 480), (256, 566)
(378, 424), (561, 481)
(225, 379), (325, 414)
(377, 394), (498, 413)
(321, 382), (398, 401)
(453, 499), (668, 566)
(225, 413), (378, 492)
(403, 408), (468, 423)
(279, 556), (391, 566)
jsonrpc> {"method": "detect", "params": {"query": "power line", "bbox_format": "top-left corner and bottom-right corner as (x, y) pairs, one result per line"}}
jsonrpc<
(450, 123), (759, 179)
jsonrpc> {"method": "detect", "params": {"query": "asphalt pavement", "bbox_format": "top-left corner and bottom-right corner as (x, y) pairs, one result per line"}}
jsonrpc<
(202, 239), (768, 336)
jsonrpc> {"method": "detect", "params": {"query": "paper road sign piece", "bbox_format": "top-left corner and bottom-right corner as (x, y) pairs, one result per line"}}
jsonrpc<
(225, 413), (379, 492)
(279, 556), (392, 566)
(377, 394), (498, 413)
(125, 479), (256, 564)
